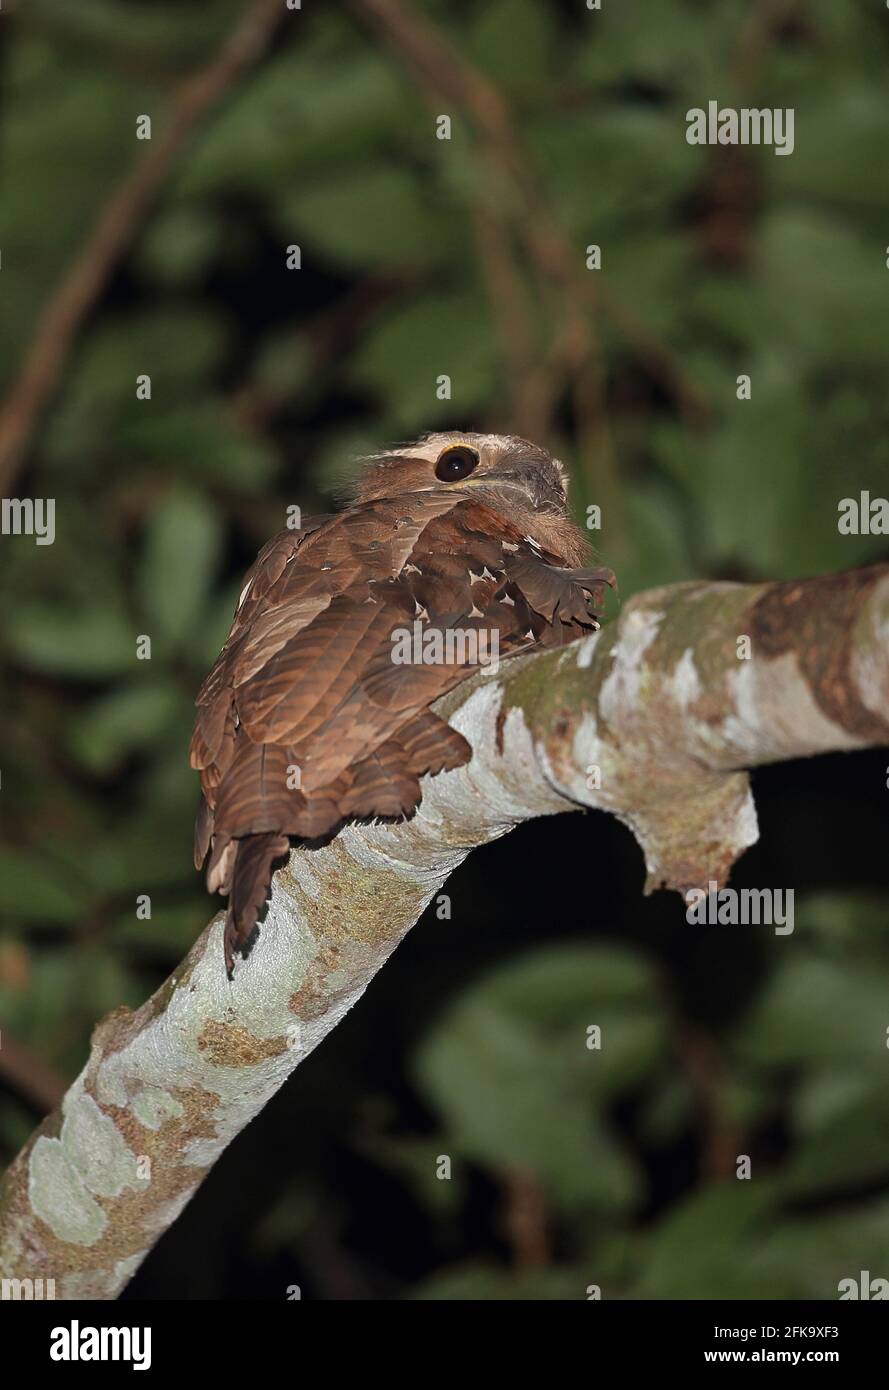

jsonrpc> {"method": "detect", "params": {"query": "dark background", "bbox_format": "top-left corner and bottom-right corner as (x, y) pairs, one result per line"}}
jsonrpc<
(1, 0), (889, 1300)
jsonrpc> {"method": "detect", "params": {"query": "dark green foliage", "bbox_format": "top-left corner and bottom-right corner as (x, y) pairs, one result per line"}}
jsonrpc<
(1, 0), (888, 1299)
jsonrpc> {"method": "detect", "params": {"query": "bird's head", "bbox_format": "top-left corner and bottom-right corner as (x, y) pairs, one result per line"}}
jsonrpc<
(352, 432), (572, 517)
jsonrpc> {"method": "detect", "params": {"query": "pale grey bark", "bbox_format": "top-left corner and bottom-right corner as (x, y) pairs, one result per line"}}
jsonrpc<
(1, 563), (887, 1297)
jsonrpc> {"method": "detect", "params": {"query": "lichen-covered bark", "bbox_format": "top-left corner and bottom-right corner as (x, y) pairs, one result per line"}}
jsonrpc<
(1, 563), (887, 1297)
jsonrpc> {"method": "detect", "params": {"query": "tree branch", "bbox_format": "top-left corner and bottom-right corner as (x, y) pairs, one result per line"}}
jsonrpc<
(1, 563), (887, 1296)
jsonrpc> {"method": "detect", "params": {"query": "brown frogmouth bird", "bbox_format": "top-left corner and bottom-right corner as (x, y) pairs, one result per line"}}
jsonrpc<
(190, 433), (615, 972)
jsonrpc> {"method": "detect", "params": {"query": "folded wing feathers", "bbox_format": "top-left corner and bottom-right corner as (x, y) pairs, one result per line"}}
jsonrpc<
(193, 494), (613, 970)
(223, 832), (290, 975)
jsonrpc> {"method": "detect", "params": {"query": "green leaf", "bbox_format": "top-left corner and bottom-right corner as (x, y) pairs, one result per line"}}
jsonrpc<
(530, 109), (698, 239)
(798, 891), (889, 957)
(135, 204), (222, 287)
(614, 477), (696, 596)
(412, 1262), (587, 1301)
(414, 945), (663, 1211)
(0, 850), (89, 923)
(181, 43), (411, 196)
(759, 210), (889, 366)
(119, 405), (279, 491)
(634, 1187), (889, 1299)
(732, 955), (889, 1071)
(572, 0), (732, 99)
(5, 603), (136, 679)
(633, 1182), (780, 1298)
(81, 810), (196, 897)
(468, 0), (555, 97)
(743, 1201), (889, 1301)
(278, 166), (453, 271)
(46, 309), (229, 438)
(137, 490), (223, 651)
(67, 680), (187, 774)
(110, 899), (205, 957)
(357, 1132), (465, 1214)
(351, 292), (497, 430)
(781, 1090), (889, 1200)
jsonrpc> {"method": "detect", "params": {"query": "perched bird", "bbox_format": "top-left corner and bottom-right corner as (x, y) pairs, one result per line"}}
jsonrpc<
(190, 432), (615, 973)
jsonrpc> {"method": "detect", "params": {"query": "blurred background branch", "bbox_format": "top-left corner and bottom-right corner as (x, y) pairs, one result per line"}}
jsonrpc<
(0, 0), (288, 495)
(0, 1030), (66, 1114)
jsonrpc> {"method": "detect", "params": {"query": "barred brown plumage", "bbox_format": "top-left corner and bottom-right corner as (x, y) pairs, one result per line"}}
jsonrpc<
(190, 432), (616, 973)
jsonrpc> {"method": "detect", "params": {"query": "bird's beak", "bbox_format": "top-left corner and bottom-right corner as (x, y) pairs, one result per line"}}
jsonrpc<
(457, 474), (534, 500)
(460, 468), (564, 512)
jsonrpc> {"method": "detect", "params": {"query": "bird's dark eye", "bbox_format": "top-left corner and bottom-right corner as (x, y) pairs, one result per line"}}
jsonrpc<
(435, 445), (479, 483)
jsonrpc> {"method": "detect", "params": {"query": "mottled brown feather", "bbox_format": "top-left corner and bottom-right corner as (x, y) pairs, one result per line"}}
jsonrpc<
(190, 436), (615, 972)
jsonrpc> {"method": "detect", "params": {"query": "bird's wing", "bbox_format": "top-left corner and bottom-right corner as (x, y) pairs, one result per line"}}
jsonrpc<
(189, 494), (461, 770)
(190, 493), (614, 969)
